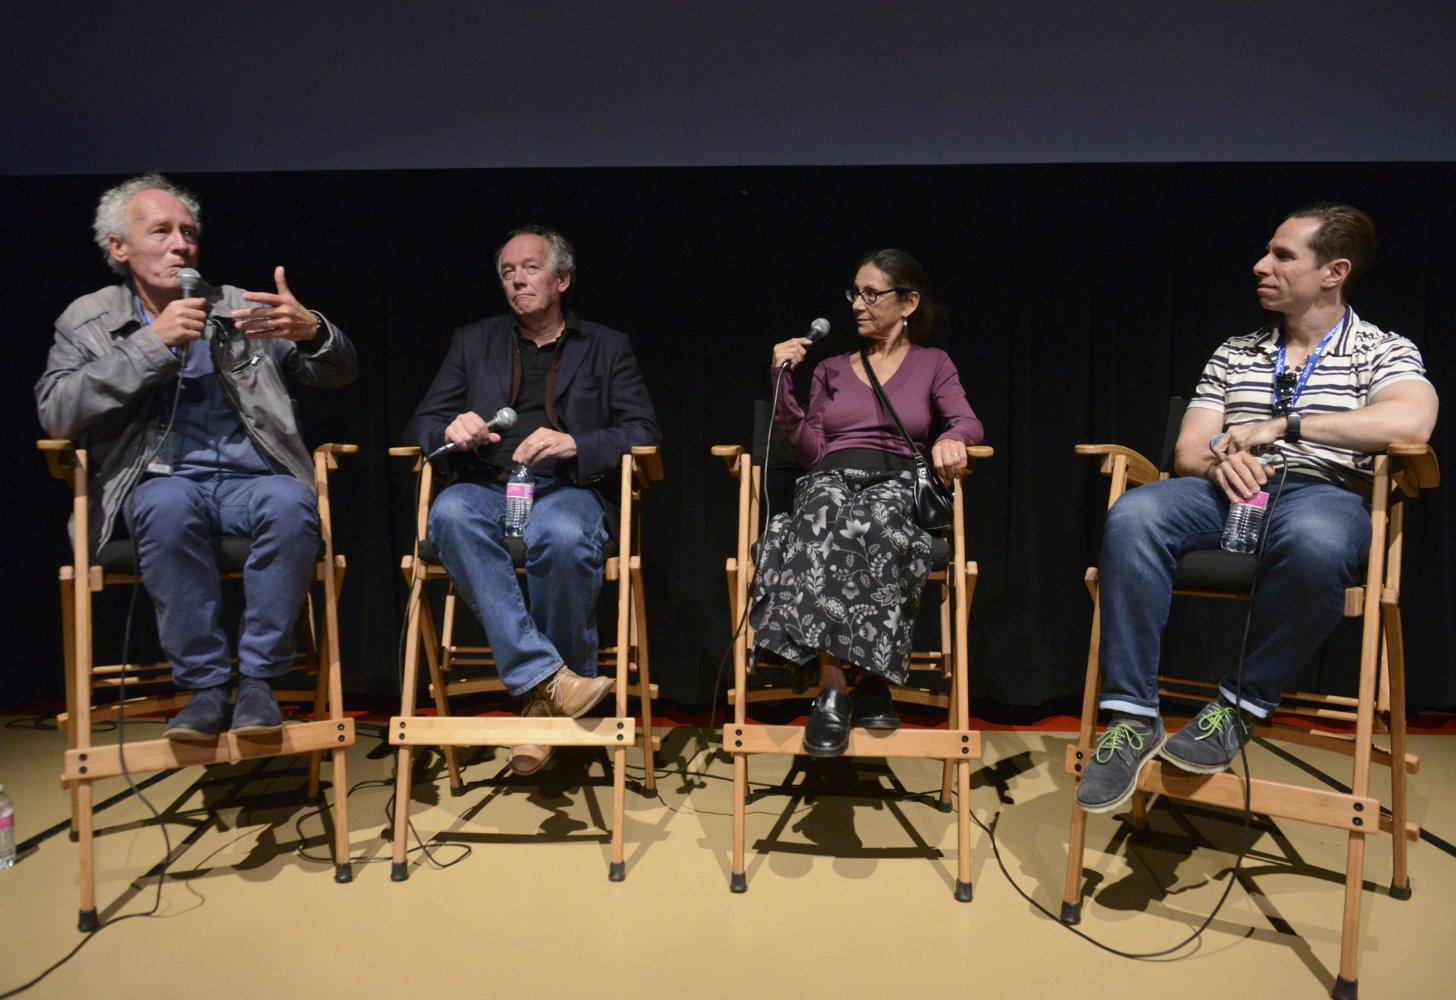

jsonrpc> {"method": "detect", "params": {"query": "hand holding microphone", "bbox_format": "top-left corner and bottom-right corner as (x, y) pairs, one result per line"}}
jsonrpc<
(151, 267), (208, 348)
(429, 407), (518, 460)
(772, 318), (831, 371)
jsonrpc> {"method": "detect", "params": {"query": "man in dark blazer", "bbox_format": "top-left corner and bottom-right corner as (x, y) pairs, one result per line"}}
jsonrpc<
(405, 225), (660, 774)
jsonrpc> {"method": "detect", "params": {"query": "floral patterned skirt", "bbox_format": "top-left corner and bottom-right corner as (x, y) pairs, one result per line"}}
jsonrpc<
(748, 468), (932, 685)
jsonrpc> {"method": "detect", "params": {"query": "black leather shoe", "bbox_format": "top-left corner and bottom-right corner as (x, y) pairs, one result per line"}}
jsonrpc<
(165, 685), (231, 741)
(232, 677), (283, 736)
(851, 674), (901, 731)
(803, 689), (851, 758)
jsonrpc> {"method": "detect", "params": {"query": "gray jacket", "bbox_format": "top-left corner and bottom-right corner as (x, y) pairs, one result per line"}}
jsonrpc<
(35, 282), (358, 554)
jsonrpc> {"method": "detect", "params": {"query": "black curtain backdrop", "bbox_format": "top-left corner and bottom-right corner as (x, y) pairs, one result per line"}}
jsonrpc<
(3, 163), (1452, 712)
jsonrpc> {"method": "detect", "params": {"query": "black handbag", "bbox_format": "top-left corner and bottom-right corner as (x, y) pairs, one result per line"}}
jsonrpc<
(858, 348), (955, 532)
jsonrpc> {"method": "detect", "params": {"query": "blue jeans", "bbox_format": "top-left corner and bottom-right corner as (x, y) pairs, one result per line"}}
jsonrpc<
(131, 474), (320, 689)
(1098, 475), (1370, 718)
(427, 479), (609, 697)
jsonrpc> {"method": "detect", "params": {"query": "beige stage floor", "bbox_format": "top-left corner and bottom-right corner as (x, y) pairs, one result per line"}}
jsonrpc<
(2, 717), (1454, 998)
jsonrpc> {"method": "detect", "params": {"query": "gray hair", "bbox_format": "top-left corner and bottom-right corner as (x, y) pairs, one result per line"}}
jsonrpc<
(93, 173), (202, 276)
(495, 224), (576, 282)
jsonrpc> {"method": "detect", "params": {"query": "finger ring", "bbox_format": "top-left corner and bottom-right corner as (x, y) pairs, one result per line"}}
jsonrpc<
(1209, 432), (1226, 453)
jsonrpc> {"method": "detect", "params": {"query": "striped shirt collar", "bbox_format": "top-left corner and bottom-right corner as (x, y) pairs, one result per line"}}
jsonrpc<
(1252, 306), (1360, 359)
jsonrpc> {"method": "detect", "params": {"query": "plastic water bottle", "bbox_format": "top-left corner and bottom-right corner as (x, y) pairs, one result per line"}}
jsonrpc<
(1221, 490), (1269, 554)
(0, 784), (15, 869)
(502, 462), (535, 538)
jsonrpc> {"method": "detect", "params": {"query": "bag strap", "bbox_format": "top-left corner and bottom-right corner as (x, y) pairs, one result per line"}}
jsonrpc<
(858, 347), (931, 471)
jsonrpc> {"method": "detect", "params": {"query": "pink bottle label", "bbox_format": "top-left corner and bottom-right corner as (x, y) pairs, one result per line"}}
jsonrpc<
(1239, 491), (1269, 509)
(0, 814), (13, 831)
(505, 483), (533, 501)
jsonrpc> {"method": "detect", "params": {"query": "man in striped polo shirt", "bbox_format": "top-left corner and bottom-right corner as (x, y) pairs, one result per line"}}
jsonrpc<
(1077, 203), (1439, 814)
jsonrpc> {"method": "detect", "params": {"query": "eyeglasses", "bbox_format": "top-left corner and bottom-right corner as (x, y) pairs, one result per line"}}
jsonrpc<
(1274, 371), (1299, 414)
(845, 286), (907, 306)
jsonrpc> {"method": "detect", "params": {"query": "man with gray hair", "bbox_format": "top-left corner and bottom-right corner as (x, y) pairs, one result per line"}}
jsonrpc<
(405, 224), (660, 774)
(36, 174), (357, 739)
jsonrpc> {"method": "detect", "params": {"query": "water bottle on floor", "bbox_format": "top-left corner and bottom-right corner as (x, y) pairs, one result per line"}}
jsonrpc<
(503, 462), (536, 538)
(1221, 490), (1269, 553)
(0, 784), (15, 868)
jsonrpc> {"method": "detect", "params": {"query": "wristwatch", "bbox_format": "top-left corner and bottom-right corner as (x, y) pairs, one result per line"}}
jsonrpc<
(1284, 411), (1302, 443)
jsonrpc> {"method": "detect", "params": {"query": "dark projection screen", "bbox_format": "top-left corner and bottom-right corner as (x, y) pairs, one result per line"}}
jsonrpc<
(5, 1), (1453, 174)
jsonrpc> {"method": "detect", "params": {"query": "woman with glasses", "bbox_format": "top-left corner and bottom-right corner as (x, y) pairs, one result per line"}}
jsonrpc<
(749, 249), (984, 757)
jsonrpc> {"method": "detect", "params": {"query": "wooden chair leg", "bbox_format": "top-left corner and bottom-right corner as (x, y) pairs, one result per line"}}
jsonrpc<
(955, 758), (972, 901)
(320, 562), (351, 883)
(609, 745), (627, 882)
(417, 598), (464, 795)
(329, 746), (351, 882)
(943, 588), (955, 815)
(632, 564), (657, 794)
(391, 575), (427, 882)
(390, 745), (414, 881)
(76, 780), (97, 931)
(1384, 600), (1412, 898)
(731, 754), (748, 892)
(1063, 580), (1105, 925)
(940, 665), (957, 810)
(307, 598), (328, 805)
(1335, 832), (1368, 997)
(71, 558), (100, 930)
(1062, 801), (1090, 924)
(59, 572), (82, 842)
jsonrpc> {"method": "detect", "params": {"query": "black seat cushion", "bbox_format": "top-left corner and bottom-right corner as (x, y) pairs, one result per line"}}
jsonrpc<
(1173, 549), (1257, 593)
(95, 536), (256, 575)
(94, 535), (324, 575)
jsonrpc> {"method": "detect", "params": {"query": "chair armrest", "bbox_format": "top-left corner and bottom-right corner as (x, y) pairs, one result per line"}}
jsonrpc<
(711, 444), (747, 477)
(38, 439), (78, 481)
(1075, 444), (1161, 486)
(630, 445), (664, 484)
(1389, 444), (1440, 497)
(964, 445), (994, 476)
(389, 445), (426, 474)
(313, 442), (358, 472)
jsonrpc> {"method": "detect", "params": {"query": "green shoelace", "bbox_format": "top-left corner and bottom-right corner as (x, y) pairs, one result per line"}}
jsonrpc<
(1093, 720), (1149, 762)
(1193, 703), (1249, 742)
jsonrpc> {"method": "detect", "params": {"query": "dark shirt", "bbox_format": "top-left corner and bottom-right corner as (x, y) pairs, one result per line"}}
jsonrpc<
(484, 333), (563, 478)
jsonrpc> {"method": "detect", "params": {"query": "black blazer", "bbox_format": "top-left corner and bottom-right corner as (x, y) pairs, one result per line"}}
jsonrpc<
(405, 311), (661, 490)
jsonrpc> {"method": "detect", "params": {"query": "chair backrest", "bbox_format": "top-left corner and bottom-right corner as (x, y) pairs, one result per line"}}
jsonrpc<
(751, 399), (807, 518)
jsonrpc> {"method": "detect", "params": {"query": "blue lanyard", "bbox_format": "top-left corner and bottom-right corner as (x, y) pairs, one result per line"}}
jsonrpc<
(1273, 309), (1345, 412)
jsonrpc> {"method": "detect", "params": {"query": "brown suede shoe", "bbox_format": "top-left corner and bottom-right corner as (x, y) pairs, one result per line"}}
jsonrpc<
(509, 698), (554, 776)
(531, 665), (614, 719)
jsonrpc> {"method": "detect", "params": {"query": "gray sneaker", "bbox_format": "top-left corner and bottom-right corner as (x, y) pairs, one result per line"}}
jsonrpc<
(1160, 695), (1252, 774)
(1075, 715), (1166, 814)
(165, 685), (231, 741)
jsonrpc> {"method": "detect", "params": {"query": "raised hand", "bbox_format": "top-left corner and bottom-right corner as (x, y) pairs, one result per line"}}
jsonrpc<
(232, 265), (321, 341)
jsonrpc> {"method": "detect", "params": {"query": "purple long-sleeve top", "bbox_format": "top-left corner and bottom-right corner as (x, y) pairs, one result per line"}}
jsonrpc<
(773, 346), (984, 468)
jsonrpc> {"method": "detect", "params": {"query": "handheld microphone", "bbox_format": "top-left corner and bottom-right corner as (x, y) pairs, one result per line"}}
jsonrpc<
(779, 318), (831, 369)
(177, 267), (202, 298)
(426, 407), (518, 460)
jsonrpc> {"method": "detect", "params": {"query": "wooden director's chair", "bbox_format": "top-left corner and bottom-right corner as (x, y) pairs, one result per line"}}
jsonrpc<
(41, 440), (357, 931)
(712, 402), (992, 900)
(388, 445), (662, 882)
(1061, 399), (1439, 998)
